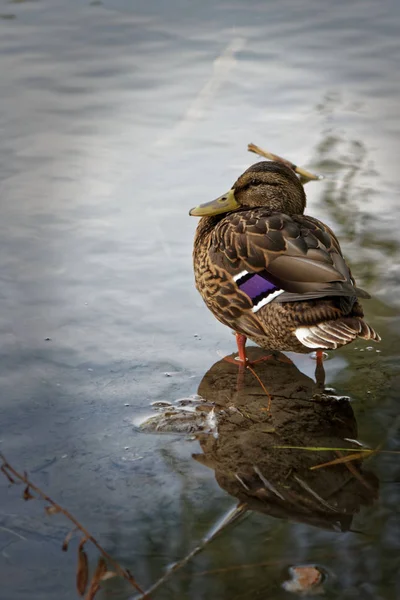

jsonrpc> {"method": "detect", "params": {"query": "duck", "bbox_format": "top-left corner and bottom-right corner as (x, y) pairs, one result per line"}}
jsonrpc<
(189, 158), (380, 364)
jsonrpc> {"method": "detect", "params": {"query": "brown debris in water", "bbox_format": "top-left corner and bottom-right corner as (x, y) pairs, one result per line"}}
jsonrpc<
(77, 538), (89, 596)
(283, 564), (325, 594)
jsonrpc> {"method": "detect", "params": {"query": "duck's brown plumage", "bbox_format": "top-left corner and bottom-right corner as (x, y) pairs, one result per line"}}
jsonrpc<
(190, 160), (380, 353)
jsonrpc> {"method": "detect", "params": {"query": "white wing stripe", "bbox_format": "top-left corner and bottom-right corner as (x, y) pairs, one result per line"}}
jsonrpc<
(252, 289), (284, 312)
(233, 270), (249, 282)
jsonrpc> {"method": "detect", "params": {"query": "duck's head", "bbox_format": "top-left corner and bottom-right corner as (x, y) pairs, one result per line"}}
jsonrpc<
(189, 161), (306, 217)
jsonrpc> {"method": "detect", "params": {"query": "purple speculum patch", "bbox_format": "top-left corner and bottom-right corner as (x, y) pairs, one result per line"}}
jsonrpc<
(236, 272), (279, 306)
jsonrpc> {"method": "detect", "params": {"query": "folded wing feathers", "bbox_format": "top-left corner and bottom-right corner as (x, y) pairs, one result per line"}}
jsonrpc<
(295, 318), (381, 350)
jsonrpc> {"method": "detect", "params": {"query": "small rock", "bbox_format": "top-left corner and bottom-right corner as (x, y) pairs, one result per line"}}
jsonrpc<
(282, 564), (325, 594)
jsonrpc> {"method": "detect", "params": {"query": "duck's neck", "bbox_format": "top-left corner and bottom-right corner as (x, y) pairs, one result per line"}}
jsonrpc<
(193, 215), (223, 259)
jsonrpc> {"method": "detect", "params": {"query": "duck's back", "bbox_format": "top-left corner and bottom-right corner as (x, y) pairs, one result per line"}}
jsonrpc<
(194, 208), (380, 352)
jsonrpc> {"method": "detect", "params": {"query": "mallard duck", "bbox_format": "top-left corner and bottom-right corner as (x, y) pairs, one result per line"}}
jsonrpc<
(189, 159), (380, 363)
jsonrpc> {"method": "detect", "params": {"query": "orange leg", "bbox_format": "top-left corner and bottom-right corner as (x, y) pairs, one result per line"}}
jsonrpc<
(223, 333), (249, 365)
(224, 333), (284, 367)
(234, 333), (277, 365)
(235, 361), (247, 392)
(236, 333), (248, 363)
(224, 332), (274, 367)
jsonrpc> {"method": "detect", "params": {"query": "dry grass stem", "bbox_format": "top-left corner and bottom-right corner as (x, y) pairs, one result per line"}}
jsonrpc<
(247, 142), (322, 182)
(0, 453), (146, 598)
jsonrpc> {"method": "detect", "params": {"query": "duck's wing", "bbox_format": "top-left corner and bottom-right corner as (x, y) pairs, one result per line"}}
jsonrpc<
(208, 210), (368, 336)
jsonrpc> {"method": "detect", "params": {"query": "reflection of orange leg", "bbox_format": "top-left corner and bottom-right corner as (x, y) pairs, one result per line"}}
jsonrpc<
(251, 354), (275, 365)
(315, 349), (326, 388)
(247, 364), (272, 411)
(231, 333), (274, 410)
(235, 362), (246, 392)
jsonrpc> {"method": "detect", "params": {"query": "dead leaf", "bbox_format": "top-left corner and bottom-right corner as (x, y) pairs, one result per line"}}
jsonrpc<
(84, 557), (107, 600)
(62, 528), (77, 552)
(77, 545), (89, 596)
(45, 505), (61, 515)
(84, 582), (100, 600)
(100, 571), (117, 582)
(94, 557), (107, 579)
(23, 485), (35, 501)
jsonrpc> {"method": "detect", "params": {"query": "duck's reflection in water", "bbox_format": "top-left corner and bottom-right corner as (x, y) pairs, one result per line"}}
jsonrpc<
(195, 348), (379, 531)
(142, 347), (378, 532)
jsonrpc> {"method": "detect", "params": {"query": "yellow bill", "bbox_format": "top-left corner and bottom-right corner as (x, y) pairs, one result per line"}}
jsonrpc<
(189, 189), (240, 217)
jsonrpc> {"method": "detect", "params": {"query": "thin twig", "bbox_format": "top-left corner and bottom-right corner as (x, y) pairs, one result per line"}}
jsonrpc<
(253, 466), (285, 500)
(334, 451), (377, 494)
(135, 503), (248, 599)
(293, 475), (338, 512)
(309, 450), (377, 470)
(246, 365), (272, 410)
(273, 445), (384, 452)
(248, 143), (322, 182)
(0, 453), (145, 596)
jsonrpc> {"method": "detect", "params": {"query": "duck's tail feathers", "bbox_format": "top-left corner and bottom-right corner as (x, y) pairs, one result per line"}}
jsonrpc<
(295, 318), (381, 350)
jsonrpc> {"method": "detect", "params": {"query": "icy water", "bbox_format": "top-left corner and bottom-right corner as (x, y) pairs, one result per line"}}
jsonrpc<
(0, 0), (399, 598)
